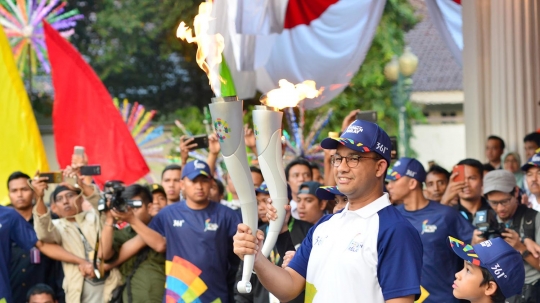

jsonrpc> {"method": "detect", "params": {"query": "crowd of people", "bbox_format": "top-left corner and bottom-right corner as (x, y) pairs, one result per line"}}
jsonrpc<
(2, 111), (540, 303)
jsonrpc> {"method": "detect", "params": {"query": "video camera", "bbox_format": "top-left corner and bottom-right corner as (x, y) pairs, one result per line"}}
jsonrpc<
(97, 181), (142, 213)
(473, 209), (506, 240)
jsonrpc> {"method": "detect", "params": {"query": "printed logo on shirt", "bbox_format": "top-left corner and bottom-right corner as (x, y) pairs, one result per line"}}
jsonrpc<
(347, 233), (363, 252)
(532, 154), (540, 162)
(173, 220), (185, 227)
(394, 161), (401, 167)
(421, 220), (437, 234)
(204, 218), (219, 231)
(314, 235), (328, 246)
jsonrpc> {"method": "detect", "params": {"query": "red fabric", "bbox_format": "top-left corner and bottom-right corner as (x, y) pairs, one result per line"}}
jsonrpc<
(44, 22), (149, 187)
(284, 0), (338, 29)
(453, 0), (461, 4)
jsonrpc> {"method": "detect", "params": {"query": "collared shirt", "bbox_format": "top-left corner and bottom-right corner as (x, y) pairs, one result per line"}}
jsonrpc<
(290, 200), (299, 220)
(453, 197), (492, 223)
(149, 200), (241, 303)
(0, 206), (37, 303)
(397, 201), (475, 303)
(32, 188), (122, 303)
(528, 194), (540, 212)
(10, 216), (65, 303)
(289, 194), (423, 303)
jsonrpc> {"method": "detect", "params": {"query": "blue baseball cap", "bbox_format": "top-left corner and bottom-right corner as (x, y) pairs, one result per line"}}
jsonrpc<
(386, 157), (426, 183)
(181, 160), (212, 180)
(448, 236), (524, 298)
(521, 149), (540, 171)
(316, 186), (345, 200)
(255, 182), (269, 194)
(298, 181), (322, 197)
(320, 120), (392, 164)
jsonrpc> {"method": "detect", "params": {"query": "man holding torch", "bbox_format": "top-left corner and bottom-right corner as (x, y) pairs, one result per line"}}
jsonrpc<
(233, 120), (423, 303)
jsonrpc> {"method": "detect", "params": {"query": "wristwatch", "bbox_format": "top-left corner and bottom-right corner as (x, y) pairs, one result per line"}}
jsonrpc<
(522, 250), (531, 259)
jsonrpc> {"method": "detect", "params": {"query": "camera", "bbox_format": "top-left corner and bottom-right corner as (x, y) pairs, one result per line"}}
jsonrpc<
(473, 209), (506, 239)
(98, 181), (142, 213)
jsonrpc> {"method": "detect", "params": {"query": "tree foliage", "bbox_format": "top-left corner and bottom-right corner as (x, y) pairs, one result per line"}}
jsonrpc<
(67, 0), (214, 115)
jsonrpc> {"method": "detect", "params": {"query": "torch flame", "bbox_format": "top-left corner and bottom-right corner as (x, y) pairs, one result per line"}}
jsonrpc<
(176, 1), (224, 97)
(262, 79), (322, 109)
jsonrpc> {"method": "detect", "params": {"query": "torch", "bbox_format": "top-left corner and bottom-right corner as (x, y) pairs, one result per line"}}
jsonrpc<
(252, 104), (288, 257)
(253, 80), (322, 256)
(208, 96), (258, 294)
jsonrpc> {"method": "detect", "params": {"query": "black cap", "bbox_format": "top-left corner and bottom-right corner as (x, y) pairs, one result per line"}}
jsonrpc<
(298, 181), (323, 197)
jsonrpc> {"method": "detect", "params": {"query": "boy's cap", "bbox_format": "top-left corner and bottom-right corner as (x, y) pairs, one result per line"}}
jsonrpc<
(148, 184), (165, 195)
(320, 120), (392, 164)
(255, 182), (269, 194)
(298, 181), (323, 197)
(181, 160), (212, 180)
(386, 157), (426, 183)
(521, 149), (540, 172)
(483, 170), (516, 195)
(316, 186), (344, 200)
(448, 236), (524, 298)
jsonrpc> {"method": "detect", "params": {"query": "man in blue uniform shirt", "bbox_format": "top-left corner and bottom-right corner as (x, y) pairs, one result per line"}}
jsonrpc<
(0, 205), (38, 303)
(233, 120), (423, 303)
(114, 160), (241, 303)
(386, 157), (475, 303)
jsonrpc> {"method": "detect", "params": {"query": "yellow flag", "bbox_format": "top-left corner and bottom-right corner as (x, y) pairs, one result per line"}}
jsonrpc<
(0, 26), (49, 206)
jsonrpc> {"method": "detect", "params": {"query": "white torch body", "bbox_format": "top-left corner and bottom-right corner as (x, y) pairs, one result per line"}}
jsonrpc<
(252, 106), (288, 257)
(209, 97), (258, 294)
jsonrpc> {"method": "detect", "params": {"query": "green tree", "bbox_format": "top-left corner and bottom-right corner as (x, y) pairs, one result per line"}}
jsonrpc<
(67, 0), (214, 114)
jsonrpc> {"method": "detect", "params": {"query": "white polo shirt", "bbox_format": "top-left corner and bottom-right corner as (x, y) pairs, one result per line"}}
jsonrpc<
(288, 194), (423, 303)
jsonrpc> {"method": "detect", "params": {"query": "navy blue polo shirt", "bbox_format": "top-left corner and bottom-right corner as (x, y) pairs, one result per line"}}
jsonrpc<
(0, 206), (38, 303)
(149, 200), (241, 303)
(396, 201), (475, 302)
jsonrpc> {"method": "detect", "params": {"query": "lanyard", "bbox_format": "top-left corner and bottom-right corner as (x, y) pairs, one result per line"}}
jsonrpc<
(266, 217), (295, 235)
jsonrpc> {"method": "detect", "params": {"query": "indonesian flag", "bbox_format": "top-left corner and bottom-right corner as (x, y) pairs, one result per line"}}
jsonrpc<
(215, 0), (386, 109)
(426, 0), (463, 65)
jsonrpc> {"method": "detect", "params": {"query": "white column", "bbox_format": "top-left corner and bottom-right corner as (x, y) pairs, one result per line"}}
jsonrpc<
(462, 0), (540, 161)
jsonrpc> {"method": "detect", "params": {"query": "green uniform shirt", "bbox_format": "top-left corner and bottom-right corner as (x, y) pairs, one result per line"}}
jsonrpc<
(112, 226), (166, 303)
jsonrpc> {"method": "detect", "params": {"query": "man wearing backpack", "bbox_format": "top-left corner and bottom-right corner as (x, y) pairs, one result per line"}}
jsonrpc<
(473, 170), (540, 302)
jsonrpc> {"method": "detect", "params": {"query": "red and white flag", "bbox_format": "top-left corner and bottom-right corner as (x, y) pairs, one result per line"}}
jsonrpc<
(216, 0), (386, 109)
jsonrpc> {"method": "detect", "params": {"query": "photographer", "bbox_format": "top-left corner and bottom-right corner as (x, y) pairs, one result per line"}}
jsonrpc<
(32, 164), (122, 303)
(99, 184), (165, 303)
(473, 170), (540, 302)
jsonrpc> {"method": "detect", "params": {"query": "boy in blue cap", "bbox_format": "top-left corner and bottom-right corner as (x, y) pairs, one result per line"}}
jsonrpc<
(387, 157), (476, 303)
(449, 236), (524, 303)
(316, 186), (347, 213)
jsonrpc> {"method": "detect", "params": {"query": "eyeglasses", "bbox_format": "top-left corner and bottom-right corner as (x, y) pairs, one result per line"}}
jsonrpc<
(330, 154), (381, 168)
(487, 197), (512, 207)
(55, 192), (78, 203)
